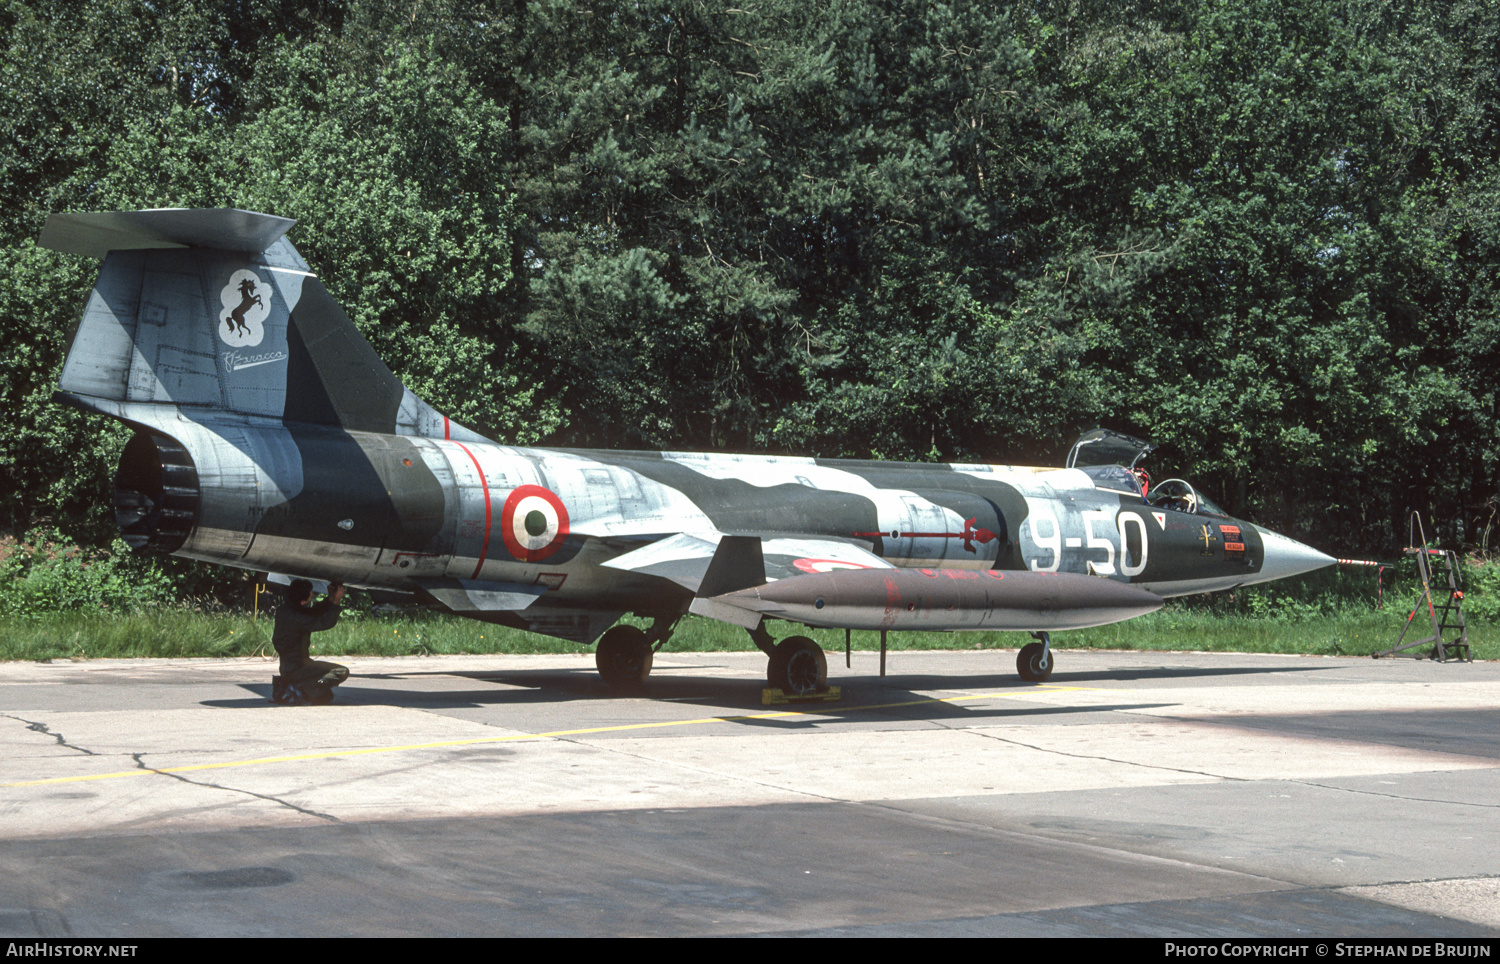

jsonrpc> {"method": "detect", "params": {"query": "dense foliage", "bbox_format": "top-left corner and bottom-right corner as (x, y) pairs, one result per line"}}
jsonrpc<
(0, 528), (175, 616)
(2, 0), (1497, 574)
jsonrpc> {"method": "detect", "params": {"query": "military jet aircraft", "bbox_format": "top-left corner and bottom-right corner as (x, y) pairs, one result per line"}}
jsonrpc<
(42, 209), (1335, 693)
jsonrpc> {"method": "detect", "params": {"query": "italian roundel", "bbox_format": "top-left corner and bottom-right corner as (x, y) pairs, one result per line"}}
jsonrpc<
(501, 485), (570, 562)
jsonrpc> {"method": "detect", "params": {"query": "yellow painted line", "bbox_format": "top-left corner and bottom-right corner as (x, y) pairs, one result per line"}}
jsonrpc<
(2, 685), (1088, 789)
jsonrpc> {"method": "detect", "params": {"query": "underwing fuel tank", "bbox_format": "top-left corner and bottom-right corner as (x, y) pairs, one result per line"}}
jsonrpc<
(719, 567), (1164, 632)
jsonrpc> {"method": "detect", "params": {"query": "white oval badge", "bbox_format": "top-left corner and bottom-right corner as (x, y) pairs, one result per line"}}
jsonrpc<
(218, 270), (271, 347)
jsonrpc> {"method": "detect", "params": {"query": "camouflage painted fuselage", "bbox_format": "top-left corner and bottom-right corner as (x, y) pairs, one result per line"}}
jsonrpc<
(47, 209), (1328, 646)
(116, 418), (1278, 641)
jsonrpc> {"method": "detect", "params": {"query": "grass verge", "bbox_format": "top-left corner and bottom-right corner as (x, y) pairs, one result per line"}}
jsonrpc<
(1, 607), (1492, 662)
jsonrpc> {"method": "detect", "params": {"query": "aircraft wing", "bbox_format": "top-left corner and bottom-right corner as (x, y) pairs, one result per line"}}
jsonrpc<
(601, 532), (893, 630)
(601, 533), (891, 592)
(761, 538), (893, 577)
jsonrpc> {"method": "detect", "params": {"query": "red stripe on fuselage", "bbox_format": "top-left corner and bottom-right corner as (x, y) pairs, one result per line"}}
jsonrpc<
(454, 442), (491, 579)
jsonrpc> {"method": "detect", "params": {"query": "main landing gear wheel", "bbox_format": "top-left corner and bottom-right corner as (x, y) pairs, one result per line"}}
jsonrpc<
(1016, 641), (1053, 683)
(596, 625), (653, 687)
(768, 636), (827, 696)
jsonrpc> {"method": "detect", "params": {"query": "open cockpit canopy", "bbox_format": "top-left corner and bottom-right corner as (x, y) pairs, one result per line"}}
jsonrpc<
(1066, 428), (1154, 470)
(1068, 429), (1155, 498)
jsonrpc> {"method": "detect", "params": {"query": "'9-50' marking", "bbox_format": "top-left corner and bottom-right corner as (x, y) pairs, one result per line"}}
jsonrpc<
(1027, 509), (1148, 577)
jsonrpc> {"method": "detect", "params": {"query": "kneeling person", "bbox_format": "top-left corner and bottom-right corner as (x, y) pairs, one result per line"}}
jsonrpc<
(271, 579), (349, 705)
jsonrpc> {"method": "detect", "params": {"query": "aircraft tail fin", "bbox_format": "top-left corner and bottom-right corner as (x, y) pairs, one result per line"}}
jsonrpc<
(43, 208), (487, 442)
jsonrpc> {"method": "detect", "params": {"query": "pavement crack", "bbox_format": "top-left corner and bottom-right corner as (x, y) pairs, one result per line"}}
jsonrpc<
(1289, 780), (1500, 809)
(936, 720), (1500, 804)
(939, 719), (1243, 781)
(130, 752), (340, 823)
(2, 713), (97, 756)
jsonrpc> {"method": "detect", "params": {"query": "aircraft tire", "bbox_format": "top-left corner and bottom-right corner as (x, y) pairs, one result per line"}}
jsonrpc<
(596, 625), (653, 687)
(768, 636), (827, 696)
(1016, 641), (1053, 683)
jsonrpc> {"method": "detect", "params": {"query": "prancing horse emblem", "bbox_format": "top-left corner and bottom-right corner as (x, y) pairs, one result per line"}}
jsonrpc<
(227, 278), (262, 337)
(218, 269), (270, 348)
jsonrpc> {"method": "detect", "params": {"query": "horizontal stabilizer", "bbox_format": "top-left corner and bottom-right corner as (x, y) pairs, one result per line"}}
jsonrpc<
(40, 209), (296, 258)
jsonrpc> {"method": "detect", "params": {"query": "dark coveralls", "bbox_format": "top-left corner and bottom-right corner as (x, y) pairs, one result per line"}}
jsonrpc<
(271, 597), (349, 704)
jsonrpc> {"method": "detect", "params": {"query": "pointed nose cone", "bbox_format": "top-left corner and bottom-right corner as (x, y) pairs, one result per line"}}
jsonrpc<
(1253, 525), (1337, 583)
